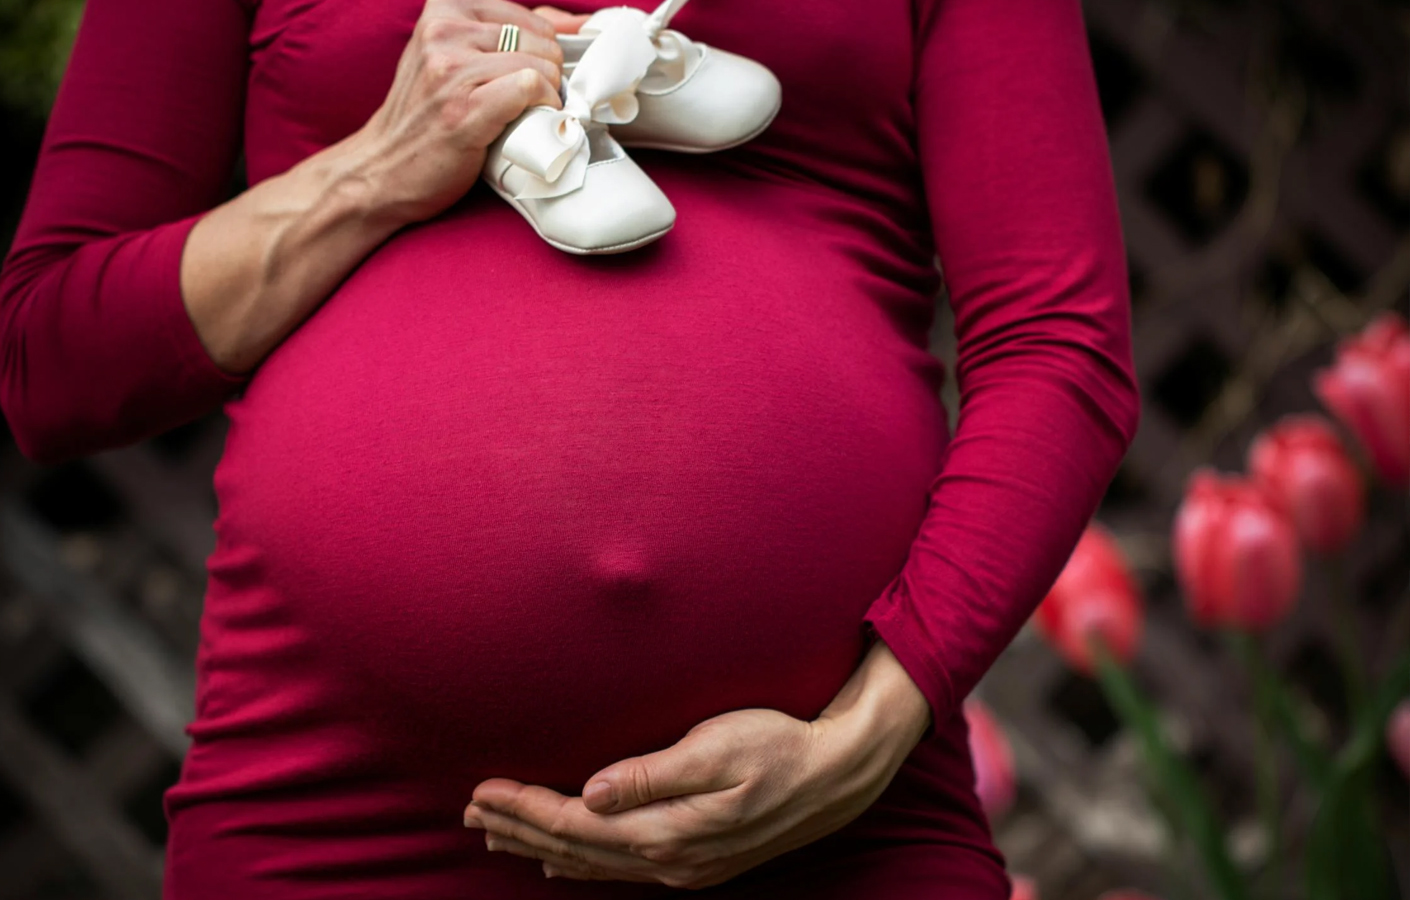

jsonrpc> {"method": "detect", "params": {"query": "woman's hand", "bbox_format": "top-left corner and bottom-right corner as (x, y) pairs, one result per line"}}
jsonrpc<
(462, 640), (933, 889)
(349, 0), (590, 227)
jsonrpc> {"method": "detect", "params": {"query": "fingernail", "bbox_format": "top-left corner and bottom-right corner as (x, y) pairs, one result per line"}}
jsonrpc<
(486, 835), (501, 851)
(544, 864), (561, 878)
(463, 807), (481, 828)
(584, 781), (615, 810)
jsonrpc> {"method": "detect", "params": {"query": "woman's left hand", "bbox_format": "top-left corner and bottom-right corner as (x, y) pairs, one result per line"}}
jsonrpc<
(462, 639), (932, 889)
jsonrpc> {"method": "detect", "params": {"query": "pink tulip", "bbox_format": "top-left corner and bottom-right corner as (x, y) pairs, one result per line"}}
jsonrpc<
(1313, 312), (1410, 488)
(1035, 522), (1143, 673)
(1248, 414), (1365, 554)
(1173, 469), (1302, 631)
(964, 699), (1017, 822)
(1009, 875), (1038, 900)
(1389, 700), (1410, 781)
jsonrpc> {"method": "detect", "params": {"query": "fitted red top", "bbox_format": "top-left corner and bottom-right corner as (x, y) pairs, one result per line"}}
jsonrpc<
(0, 0), (1139, 896)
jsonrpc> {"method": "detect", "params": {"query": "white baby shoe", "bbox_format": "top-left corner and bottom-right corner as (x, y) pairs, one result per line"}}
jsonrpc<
(558, 0), (782, 153)
(482, 15), (675, 254)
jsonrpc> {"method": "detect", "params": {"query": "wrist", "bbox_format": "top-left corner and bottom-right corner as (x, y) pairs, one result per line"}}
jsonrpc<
(858, 640), (933, 758)
(307, 125), (419, 236)
(814, 640), (931, 770)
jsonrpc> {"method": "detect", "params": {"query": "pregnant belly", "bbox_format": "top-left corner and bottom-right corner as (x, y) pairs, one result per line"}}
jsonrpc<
(202, 181), (948, 794)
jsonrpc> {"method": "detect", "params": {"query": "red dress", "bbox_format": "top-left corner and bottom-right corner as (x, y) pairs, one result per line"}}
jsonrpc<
(0, 0), (1140, 896)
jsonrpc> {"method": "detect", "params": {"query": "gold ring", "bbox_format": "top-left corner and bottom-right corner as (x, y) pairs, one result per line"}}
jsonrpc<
(496, 23), (520, 53)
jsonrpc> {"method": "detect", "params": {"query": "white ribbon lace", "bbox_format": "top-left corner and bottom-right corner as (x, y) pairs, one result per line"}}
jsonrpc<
(584, 0), (701, 92)
(498, 0), (696, 200)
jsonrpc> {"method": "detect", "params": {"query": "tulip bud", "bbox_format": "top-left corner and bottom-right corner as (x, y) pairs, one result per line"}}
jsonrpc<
(1389, 700), (1410, 781)
(1009, 875), (1038, 900)
(964, 699), (1017, 822)
(1035, 522), (1143, 674)
(1173, 469), (1302, 631)
(1313, 312), (1410, 488)
(1248, 414), (1365, 554)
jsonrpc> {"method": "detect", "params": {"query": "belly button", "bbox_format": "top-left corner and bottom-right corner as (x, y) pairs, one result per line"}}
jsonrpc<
(590, 546), (653, 604)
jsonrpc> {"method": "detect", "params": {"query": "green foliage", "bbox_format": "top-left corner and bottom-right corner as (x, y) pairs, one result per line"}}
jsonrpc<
(1096, 636), (1408, 900)
(0, 0), (84, 117)
(1231, 635), (1332, 791)
(1094, 646), (1250, 900)
(1304, 653), (1409, 900)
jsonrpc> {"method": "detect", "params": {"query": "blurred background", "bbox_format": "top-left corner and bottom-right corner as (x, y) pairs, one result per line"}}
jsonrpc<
(0, 0), (1406, 898)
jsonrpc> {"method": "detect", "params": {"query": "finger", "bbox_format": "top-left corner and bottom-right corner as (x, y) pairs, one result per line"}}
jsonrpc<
(472, 782), (637, 853)
(531, 5), (592, 33)
(463, 0), (557, 38)
(458, 49), (562, 92)
(583, 729), (744, 814)
(471, 801), (655, 875)
(484, 832), (627, 880)
(538, 857), (600, 880)
(424, 0), (553, 38)
(472, 786), (747, 878)
(541, 857), (642, 885)
(484, 831), (654, 883)
(448, 19), (564, 65)
(471, 781), (738, 871)
(458, 66), (561, 141)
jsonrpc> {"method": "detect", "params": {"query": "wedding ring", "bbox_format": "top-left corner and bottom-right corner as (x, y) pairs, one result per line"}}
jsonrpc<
(496, 23), (520, 53)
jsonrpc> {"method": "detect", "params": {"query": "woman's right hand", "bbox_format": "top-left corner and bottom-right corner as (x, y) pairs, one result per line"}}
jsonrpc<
(354, 0), (578, 227)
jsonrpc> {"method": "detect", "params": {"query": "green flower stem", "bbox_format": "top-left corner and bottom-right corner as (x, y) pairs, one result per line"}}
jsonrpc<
(1231, 638), (1333, 789)
(1091, 641), (1250, 900)
(1339, 650), (1410, 773)
(1323, 556), (1366, 717)
(1227, 633), (1281, 900)
(1304, 651), (1408, 900)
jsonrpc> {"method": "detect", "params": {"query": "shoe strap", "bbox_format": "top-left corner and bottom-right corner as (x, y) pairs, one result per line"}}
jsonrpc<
(644, 0), (691, 38)
(575, 1), (701, 91)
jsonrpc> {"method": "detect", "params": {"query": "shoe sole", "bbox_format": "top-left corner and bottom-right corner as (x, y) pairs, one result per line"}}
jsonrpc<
(485, 179), (675, 255)
(613, 95), (784, 154)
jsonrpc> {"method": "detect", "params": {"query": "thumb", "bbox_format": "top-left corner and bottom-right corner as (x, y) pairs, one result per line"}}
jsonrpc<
(582, 733), (740, 814)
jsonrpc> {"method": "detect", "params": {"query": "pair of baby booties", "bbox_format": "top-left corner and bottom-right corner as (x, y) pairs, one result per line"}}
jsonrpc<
(480, 0), (783, 254)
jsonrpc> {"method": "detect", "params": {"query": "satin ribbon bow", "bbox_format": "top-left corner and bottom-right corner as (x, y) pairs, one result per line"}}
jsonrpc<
(498, 0), (699, 200)
(498, 16), (658, 200)
(584, 0), (699, 92)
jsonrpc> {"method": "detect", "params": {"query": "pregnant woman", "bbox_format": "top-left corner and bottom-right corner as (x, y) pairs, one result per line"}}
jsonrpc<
(0, 0), (1139, 895)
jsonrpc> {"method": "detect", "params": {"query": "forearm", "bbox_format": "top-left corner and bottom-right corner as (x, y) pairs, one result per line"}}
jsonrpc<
(181, 129), (411, 375)
(858, 0), (1137, 735)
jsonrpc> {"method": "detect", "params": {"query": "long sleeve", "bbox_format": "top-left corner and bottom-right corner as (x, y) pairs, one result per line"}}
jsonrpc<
(0, 0), (254, 465)
(863, 0), (1141, 733)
